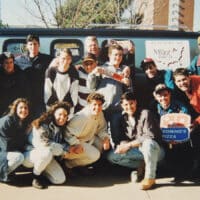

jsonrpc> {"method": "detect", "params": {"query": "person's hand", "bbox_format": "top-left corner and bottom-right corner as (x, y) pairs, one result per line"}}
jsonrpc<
(103, 137), (110, 150)
(75, 64), (82, 70)
(169, 141), (179, 145)
(121, 77), (130, 86)
(62, 144), (84, 159)
(92, 66), (105, 75)
(69, 144), (84, 154)
(49, 57), (59, 68)
(115, 143), (130, 154)
(190, 121), (199, 132)
(127, 41), (134, 54)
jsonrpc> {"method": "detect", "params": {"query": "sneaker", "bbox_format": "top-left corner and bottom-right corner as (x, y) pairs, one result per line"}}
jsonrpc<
(140, 178), (155, 190)
(32, 175), (45, 189)
(189, 159), (200, 179)
(131, 161), (145, 183)
(130, 171), (139, 182)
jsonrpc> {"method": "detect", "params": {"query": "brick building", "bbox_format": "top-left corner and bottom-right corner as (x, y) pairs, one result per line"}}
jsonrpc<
(133, 0), (194, 31)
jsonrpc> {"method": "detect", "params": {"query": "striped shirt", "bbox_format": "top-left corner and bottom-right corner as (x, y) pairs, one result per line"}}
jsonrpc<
(76, 67), (94, 111)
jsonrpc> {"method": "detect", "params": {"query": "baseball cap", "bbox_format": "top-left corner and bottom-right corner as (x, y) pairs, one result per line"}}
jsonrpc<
(140, 58), (155, 70)
(153, 84), (171, 95)
(82, 53), (97, 64)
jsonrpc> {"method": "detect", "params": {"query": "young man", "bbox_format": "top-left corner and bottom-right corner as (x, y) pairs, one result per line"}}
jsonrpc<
(173, 68), (200, 119)
(0, 52), (30, 116)
(64, 92), (110, 169)
(153, 83), (189, 117)
(76, 53), (97, 112)
(173, 68), (200, 177)
(153, 83), (194, 178)
(83, 36), (105, 65)
(107, 92), (164, 190)
(87, 44), (132, 146)
(140, 58), (174, 109)
(15, 34), (53, 118)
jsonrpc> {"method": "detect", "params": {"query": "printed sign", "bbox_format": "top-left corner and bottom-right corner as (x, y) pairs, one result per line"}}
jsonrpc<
(146, 40), (190, 71)
(160, 113), (191, 142)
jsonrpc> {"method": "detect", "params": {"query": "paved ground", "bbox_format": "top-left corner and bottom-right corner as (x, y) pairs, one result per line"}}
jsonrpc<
(1, 166), (200, 200)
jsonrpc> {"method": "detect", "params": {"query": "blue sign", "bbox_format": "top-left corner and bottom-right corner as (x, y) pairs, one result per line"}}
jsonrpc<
(161, 127), (190, 142)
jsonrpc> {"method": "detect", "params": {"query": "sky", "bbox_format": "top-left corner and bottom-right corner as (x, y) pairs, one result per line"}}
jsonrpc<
(1, 0), (49, 27)
(1, 0), (40, 26)
(1, 0), (200, 31)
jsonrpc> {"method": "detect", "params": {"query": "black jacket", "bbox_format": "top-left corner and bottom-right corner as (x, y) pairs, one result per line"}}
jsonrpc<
(0, 65), (30, 116)
(15, 53), (53, 115)
(111, 109), (163, 148)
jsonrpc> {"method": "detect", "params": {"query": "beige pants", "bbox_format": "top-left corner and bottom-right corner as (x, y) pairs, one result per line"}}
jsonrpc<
(64, 142), (101, 168)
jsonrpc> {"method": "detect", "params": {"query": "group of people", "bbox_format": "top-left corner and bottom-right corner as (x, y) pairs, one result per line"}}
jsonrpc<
(0, 34), (200, 191)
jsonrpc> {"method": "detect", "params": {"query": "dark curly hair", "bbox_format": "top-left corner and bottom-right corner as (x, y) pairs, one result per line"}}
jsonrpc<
(32, 101), (71, 128)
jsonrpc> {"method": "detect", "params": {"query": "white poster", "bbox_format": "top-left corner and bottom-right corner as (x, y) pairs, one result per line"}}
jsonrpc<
(145, 40), (190, 71)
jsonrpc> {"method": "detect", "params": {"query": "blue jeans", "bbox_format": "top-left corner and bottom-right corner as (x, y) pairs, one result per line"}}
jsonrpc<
(104, 110), (122, 146)
(7, 152), (24, 174)
(107, 139), (165, 179)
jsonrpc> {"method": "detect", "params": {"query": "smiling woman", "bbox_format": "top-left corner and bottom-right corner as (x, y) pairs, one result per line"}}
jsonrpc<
(22, 101), (79, 189)
(0, 98), (31, 183)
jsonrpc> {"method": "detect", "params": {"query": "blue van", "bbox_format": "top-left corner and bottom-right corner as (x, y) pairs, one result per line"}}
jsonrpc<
(0, 28), (199, 106)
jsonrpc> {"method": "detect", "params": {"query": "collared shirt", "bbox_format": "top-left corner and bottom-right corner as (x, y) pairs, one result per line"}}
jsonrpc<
(157, 99), (189, 117)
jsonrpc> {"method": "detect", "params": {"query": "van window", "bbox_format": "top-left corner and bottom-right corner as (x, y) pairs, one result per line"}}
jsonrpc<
(3, 39), (26, 57)
(50, 39), (84, 63)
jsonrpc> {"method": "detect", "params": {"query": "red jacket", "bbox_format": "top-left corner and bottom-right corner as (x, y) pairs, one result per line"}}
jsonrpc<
(190, 75), (200, 124)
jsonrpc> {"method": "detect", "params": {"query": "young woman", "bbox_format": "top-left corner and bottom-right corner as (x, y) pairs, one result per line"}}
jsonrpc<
(0, 98), (30, 183)
(23, 101), (83, 189)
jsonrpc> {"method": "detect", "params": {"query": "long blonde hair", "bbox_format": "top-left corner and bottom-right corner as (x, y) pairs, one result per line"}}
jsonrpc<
(9, 98), (30, 116)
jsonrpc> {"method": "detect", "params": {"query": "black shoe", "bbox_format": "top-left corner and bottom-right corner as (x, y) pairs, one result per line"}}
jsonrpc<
(65, 168), (79, 178)
(75, 166), (95, 176)
(1, 172), (16, 184)
(131, 161), (145, 183)
(32, 175), (45, 189)
(189, 159), (200, 179)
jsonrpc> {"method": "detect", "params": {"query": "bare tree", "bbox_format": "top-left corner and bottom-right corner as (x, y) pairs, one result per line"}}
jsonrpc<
(23, 0), (132, 28)
(125, 1), (147, 25)
(24, 0), (64, 27)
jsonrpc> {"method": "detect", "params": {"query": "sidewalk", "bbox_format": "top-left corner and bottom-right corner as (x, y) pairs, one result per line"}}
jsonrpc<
(1, 167), (200, 200)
